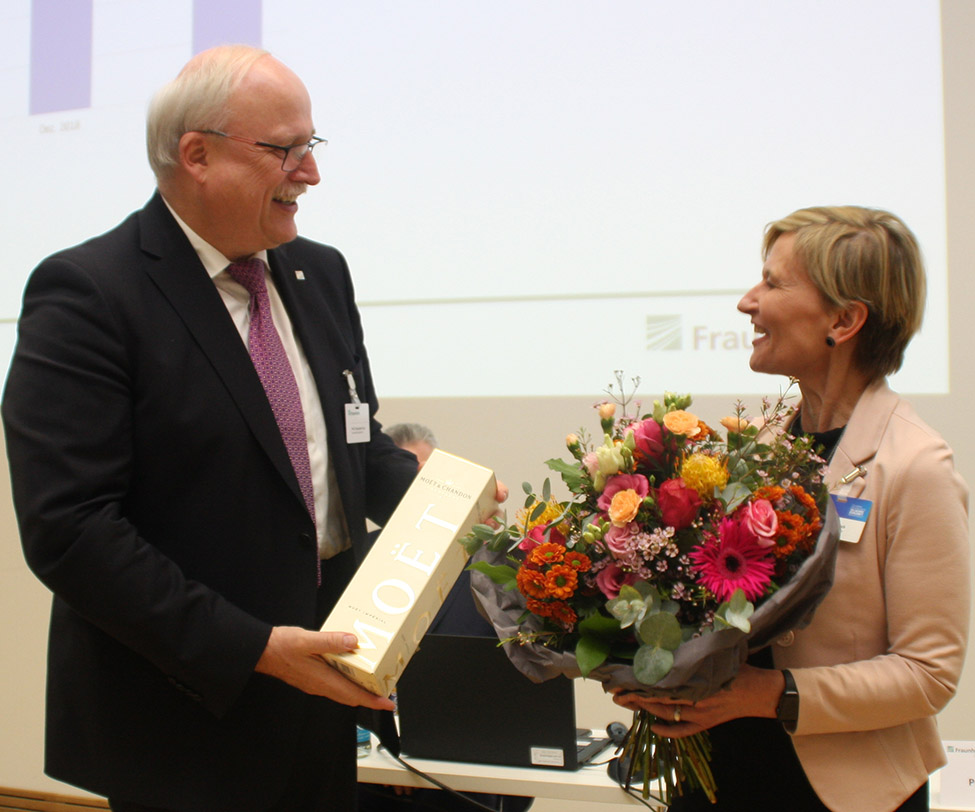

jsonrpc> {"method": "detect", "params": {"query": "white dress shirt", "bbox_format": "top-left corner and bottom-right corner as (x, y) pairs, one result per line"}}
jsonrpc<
(162, 198), (350, 559)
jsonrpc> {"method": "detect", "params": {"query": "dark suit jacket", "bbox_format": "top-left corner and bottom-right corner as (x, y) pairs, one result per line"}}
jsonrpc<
(1, 192), (417, 810)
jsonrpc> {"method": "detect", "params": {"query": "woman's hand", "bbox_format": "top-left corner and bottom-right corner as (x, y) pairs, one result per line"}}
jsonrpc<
(611, 664), (786, 738)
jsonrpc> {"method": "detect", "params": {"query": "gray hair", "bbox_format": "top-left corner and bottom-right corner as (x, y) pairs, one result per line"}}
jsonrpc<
(384, 423), (438, 450)
(146, 44), (270, 181)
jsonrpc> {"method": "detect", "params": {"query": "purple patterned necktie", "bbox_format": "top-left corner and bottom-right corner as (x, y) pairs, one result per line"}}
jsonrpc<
(226, 259), (316, 528)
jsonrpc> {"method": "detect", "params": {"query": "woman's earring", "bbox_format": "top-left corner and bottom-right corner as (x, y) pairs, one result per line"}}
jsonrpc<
(825, 336), (836, 347)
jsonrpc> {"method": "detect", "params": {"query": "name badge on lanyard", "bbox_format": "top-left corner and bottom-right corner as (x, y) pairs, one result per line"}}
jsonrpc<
(830, 465), (871, 543)
(342, 369), (370, 444)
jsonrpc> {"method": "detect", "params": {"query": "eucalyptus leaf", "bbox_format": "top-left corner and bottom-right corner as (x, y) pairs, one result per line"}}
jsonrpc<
(529, 501), (548, 522)
(633, 580), (657, 602)
(719, 480), (754, 512)
(542, 477), (552, 502)
(607, 597), (645, 628)
(458, 534), (484, 556)
(637, 611), (682, 650)
(633, 643), (674, 685)
(616, 584), (644, 603)
(713, 589), (754, 632)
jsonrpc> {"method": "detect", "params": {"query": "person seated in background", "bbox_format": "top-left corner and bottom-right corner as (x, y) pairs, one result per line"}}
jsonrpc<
(384, 423), (438, 470)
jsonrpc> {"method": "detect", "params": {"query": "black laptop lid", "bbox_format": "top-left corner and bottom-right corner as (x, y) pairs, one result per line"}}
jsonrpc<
(396, 633), (579, 771)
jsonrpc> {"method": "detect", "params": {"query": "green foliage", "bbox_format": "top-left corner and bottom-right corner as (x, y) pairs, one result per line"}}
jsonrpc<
(633, 643), (675, 685)
(576, 634), (613, 677)
(712, 588), (754, 633)
(545, 457), (588, 494)
(466, 561), (518, 590)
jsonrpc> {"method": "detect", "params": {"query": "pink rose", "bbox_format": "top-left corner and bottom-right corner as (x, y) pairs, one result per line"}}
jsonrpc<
(739, 499), (778, 547)
(595, 563), (639, 599)
(597, 473), (650, 512)
(657, 478), (702, 529)
(629, 418), (665, 462)
(518, 523), (566, 552)
(604, 522), (639, 556)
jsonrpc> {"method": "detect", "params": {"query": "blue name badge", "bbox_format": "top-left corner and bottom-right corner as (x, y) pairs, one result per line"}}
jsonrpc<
(830, 494), (873, 544)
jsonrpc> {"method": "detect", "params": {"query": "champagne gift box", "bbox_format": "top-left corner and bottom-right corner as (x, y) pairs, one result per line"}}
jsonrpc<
(321, 449), (497, 696)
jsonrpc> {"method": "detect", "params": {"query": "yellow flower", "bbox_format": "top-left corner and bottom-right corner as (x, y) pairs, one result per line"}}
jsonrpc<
(598, 402), (616, 420)
(680, 452), (729, 499)
(517, 500), (566, 534)
(663, 409), (702, 437)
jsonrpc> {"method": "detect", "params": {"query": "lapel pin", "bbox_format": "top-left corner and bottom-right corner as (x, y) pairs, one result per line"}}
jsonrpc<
(294, 270), (306, 280)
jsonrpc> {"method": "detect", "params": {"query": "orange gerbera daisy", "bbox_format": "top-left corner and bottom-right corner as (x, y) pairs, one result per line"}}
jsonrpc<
(544, 564), (579, 599)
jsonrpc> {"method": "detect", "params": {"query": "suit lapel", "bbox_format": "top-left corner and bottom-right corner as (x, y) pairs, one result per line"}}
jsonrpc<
(826, 380), (898, 498)
(136, 194), (305, 507)
(267, 244), (357, 429)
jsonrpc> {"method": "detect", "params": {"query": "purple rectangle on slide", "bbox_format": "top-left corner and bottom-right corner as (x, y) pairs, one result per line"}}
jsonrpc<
(30, 0), (93, 115)
(193, 0), (263, 53)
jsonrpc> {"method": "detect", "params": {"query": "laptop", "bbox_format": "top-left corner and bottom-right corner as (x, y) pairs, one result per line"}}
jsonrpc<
(396, 633), (611, 771)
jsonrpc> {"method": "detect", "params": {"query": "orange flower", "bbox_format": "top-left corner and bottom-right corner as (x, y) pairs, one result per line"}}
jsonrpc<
(544, 564), (579, 599)
(529, 542), (565, 566)
(609, 488), (643, 526)
(548, 600), (578, 627)
(526, 597), (552, 617)
(772, 513), (802, 558)
(755, 485), (785, 504)
(720, 416), (748, 433)
(663, 410), (702, 437)
(695, 420), (718, 440)
(516, 566), (549, 599)
(563, 550), (592, 571)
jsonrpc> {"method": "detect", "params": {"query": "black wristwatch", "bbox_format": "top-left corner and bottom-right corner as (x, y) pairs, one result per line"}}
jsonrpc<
(776, 669), (799, 733)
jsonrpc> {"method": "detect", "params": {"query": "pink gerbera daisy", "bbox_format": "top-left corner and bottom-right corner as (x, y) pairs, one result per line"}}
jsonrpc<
(689, 518), (775, 602)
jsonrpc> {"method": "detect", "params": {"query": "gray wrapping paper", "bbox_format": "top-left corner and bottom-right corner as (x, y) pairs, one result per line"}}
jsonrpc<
(470, 501), (840, 701)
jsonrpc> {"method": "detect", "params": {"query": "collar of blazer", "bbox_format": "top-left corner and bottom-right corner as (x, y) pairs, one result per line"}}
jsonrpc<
(824, 379), (898, 500)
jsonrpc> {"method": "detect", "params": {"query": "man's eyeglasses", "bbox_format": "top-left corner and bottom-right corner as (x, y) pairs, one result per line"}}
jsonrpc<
(195, 130), (326, 172)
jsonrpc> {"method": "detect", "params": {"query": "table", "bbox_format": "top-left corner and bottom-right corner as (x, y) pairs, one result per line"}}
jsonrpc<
(357, 733), (657, 809)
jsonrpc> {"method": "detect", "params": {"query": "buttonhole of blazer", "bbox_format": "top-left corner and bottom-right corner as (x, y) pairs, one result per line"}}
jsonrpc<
(167, 676), (203, 702)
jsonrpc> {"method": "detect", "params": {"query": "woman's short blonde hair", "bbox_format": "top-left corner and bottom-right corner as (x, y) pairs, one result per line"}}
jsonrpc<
(763, 206), (926, 381)
(146, 44), (269, 181)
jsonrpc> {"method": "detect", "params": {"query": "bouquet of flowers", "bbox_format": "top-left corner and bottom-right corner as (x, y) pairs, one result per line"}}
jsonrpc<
(461, 374), (839, 806)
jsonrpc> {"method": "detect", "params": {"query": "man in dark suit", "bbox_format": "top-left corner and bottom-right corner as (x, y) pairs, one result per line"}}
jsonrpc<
(2, 45), (496, 812)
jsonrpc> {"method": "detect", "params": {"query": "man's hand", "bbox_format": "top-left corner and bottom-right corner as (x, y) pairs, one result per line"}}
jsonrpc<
(255, 626), (396, 711)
